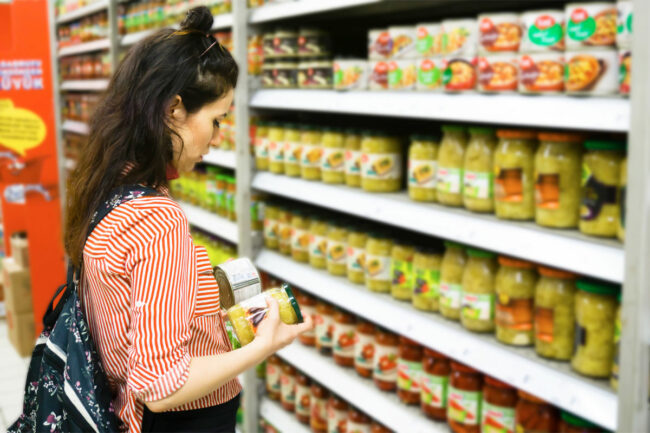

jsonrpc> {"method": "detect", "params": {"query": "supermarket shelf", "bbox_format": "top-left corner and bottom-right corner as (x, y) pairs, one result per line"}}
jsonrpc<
(277, 342), (447, 433)
(121, 29), (157, 47)
(260, 398), (311, 433)
(257, 250), (618, 431)
(56, 0), (109, 24)
(62, 120), (90, 135)
(60, 79), (109, 91)
(249, 0), (382, 23)
(249, 90), (630, 133)
(179, 202), (239, 244)
(203, 148), (236, 169)
(58, 38), (110, 57)
(252, 173), (624, 283)
(212, 13), (233, 30)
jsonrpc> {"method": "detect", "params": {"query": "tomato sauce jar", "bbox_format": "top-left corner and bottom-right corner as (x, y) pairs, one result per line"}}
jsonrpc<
(397, 337), (423, 405)
(448, 362), (483, 433)
(421, 348), (450, 421)
(297, 292), (317, 346)
(333, 309), (357, 367)
(515, 390), (559, 433)
(373, 329), (399, 392)
(266, 355), (282, 401)
(315, 301), (335, 356)
(355, 320), (376, 378)
(310, 382), (329, 433)
(348, 407), (372, 433)
(327, 395), (349, 433)
(481, 376), (518, 433)
(294, 372), (311, 424)
(280, 363), (296, 412)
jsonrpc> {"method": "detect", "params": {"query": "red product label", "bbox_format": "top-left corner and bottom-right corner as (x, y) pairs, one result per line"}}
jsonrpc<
(535, 15), (556, 29)
(571, 8), (589, 23)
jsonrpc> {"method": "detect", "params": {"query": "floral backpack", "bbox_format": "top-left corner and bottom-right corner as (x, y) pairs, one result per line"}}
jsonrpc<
(9, 185), (161, 433)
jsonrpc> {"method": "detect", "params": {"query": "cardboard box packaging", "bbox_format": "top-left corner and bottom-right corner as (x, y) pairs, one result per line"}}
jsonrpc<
(6, 308), (35, 357)
(3, 257), (32, 314)
(10, 233), (29, 268)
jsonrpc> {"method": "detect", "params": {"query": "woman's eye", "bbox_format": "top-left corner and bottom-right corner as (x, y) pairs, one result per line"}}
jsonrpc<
(213, 119), (221, 128)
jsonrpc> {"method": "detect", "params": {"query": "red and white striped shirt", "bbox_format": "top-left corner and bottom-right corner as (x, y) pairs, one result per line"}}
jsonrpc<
(80, 195), (241, 433)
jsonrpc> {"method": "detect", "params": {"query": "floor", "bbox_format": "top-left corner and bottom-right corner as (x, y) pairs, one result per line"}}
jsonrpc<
(0, 318), (30, 432)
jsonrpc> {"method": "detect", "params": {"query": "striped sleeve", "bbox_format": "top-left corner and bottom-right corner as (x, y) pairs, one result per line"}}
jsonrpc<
(124, 204), (195, 402)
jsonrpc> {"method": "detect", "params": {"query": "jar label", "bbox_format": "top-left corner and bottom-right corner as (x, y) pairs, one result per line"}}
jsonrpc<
(322, 147), (345, 173)
(268, 140), (284, 162)
(266, 362), (281, 392)
(311, 396), (328, 429)
(440, 282), (462, 309)
(414, 268), (441, 299)
(391, 259), (414, 290)
(481, 401), (516, 433)
(310, 234), (328, 260)
(327, 240), (348, 265)
(462, 293), (495, 321)
(354, 332), (375, 370)
(421, 373), (448, 409)
(373, 343), (398, 382)
(496, 295), (533, 331)
(365, 254), (391, 282)
(495, 167), (524, 203)
(528, 17), (564, 47)
(345, 150), (362, 175)
(534, 306), (554, 343)
(448, 387), (482, 426)
(567, 10), (596, 41)
(264, 218), (278, 241)
(580, 163), (618, 221)
(291, 227), (310, 253)
(464, 170), (494, 199)
(295, 383), (311, 416)
(347, 421), (371, 433)
(278, 222), (292, 246)
(327, 407), (347, 433)
(397, 359), (423, 393)
(409, 159), (438, 189)
(333, 322), (356, 359)
(315, 312), (334, 348)
(280, 373), (296, 404)
(256, 137), (269, 158)
(301, 144), (323, 168)
(361, 153), (402, 180)
(535, 173), (560, 209)
(284, 141), (301, 164)
(347, 246), (366, 274)
(437, 166), (463, 194)
(300, 304), (316, 338)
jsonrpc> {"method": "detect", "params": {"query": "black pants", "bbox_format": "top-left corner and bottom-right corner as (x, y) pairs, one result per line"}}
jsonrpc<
(141, 394), (240, 433)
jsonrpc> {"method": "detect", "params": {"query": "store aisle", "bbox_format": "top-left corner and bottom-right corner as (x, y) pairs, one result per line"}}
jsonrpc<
(0, 319), (30, 431)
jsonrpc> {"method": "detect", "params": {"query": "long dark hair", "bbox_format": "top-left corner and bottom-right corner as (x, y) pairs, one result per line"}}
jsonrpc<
(64, 6), (238, 265)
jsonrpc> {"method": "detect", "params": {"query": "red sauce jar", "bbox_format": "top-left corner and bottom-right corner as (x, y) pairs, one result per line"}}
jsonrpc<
(481, 376), (518, 433)
(355, 320), (376, 378)
(295, 372), (311, 424)
(421, 348), (450, 421)
(370, 421), (392, 433)
(515, 390), (559, 433)
(397, 337), (423, 405)
(348, 407), (372, 433)
(315, 302), (335, 356)
(448, 362), (483, 433)
(297, 292), (317, 346)
(280, 363), (296, 412)
(310, 382), (329, 433)
(327, 395), (348, 433)
(559, 411), (604, 433)
(373, 329), (399, 392)
(265, 355), (282, 401)
(333, 309), (357, 367)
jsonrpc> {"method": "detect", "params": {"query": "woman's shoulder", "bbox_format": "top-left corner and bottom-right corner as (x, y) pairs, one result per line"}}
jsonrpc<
(123, 195), (188, 233)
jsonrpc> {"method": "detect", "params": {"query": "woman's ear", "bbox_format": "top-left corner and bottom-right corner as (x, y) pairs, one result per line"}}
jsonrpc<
(168, 95), (187, 122)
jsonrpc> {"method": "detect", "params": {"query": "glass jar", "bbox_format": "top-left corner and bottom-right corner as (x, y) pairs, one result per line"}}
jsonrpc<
(617, 157), (627, 242)
(315, 301), (335, 356)
(327, 395), (349, 433)
(345, 129), (363, 187)
(327, 223), (348, 276)
(333, 309), (357, 367)
(495, 256), (537, 346)
(412, 246), (443, 312)
(251, 193), (265, 231)
(295, 372), (311, 424)
(494, 129), (537, 220)
(571, 279), (620, 378)
(373, 329), (399, 392)
(283, 123), (302, 177)
(361, 131), (403, 192)
(437, 125), (468, 207)
(348, 408), (371, 433)
(370, 421), (391, 433)
(481, 377), (518, 433)
(321, 128), (346, 184)
(534, 266), (577, 361)
(515, 390), (559, 433)
(300, 126), (323, 180)
(277, 206), (293, 256)
(347, 228), (368, 285)
(309, 216), (329, 269)
(216, 174), (228, 217)
(408, 135), (439, 202)
(226, 176), (237, 221)
(263, 202), (279, 250)
(440, 241), (467, 321)
(461, 248), (498, 333)
(448, 362), (483, 433)
(355, 320), (376, 378)
(579, 140), (626, 238)
(391, 242), (416, 301)
(365, 233), (394, 293)
(535, 133), (584, 228)
(280, 363), (296, 412)
(266, 355), (281, 401)
(255, 121), (270, 171)
(611, 296), (621, 390)
(310, 382), (329, 433)
(290, 210), (311, 263)
(421, 348), (450, 421)
(397, 337), (423, 405)
(463, 127), (497, 213)
(297, 292), (317, 346)
(559, 411), (605, 433)
(268, 122), (286, 174)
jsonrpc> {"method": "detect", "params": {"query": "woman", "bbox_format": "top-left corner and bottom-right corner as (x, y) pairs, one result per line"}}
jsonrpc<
(64, 7), (313, 433)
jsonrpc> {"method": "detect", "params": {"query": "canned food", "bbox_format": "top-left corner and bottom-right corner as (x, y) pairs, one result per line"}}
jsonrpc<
(478, 54), (518, 92)
(368, 29), (393, 60)
(387, 60), (417, 90)
(565, 49), (618, 95)
(215, 257), (262, 310)
(520, 10), (566, 52)
(616, 1), (633, 49)
(298, 28), (331, 57)
(416, 23), (442, 57)
(369, 61), (389, 90)
(333, 59), (368, 91)
(416, 58), (443, 91)
(274, 59), (298, 88)
(442, 56), (478, 92)
(478, 13), (522, 53)
(441, 19), (478, 56)
(565, 2), (618, 49)
(519, 53), (565, 94)
(298, 58), (333, 89)
(389, 26), (417, 59)
(273, 28), (299, 57)
(262, 61), (275, 88)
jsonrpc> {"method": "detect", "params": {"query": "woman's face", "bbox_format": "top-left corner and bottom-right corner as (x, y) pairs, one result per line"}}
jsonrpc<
(169, 89), (234, 173)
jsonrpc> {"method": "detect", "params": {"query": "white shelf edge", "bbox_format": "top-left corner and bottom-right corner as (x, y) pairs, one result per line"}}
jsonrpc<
(212, 13), (233, 30)
(62, 120), (90, 135)
(56, 0), (109, 24)
(252, 173), (624, 283)
(250, 90), (630, 133)
(178, 202), (239, 244)
(60, 79), (109, 91)
(58, 38), (110, 57)
(203, 148), (236, 169)
(277, 342), (447, 433)
(260, 397), (311, 433)
(256, 249), (618, 431)
(249, 0), (382, 23)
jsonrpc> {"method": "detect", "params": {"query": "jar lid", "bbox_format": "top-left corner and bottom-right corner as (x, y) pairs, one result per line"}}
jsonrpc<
(538, 266), (577, 279)
(498, 256), (535, 269)
(442, 125), (466, 133)
(468, 126), (495, 136)
(560, 411), (601, 429)
(538, 132), (584, 143)
(517, 390), (548, 404)
(497, 129), (537, 139)
(284, 122), (300, 129)
(416, 243), (444, 255)
(466, 248), (496, 259)
(584, 140), (627, 151)
(576, 278), (621, 296)
(444, 240), (465, 250)
(344, 128), (363, 135)
(267, 121), (282, 127)
(411, 134), (438, 142)
(484, 376), (514, 390)
(423, 347), (448, 359)
(450, 361), (480, 374)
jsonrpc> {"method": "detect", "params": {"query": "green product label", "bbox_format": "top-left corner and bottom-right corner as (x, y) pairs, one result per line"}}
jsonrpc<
(442, 66), (453, 85)
(391, 259), (413, 289)
(628, 13), (633, 33)
(528, 23), (563, 46)
(437, 167), (463, 194)
(421, 373), (448, 409)
(448, 387), (482, 426)
(388, 68), (403, 86)
(481, 402), (516, 433)
(414, 268), (441, 299)
(418, 65), (441, 86)
(464, 171), (493, 199)
(462, 292), (495, 321)
(334, 69), (344, 85)
(440, 282), (462, 309)
(567, 16), (596, 41)
(397, 359), (422, 392)
(416, 35), (433, 55)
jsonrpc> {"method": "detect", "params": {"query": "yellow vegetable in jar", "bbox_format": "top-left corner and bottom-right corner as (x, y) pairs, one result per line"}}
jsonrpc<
(347, 228), (367, 285)
(390, 242), (415, 301)
(361, 131), (403, 192)
(494, 129), (537, 220)
(255, 121), (270, 171)
(463, 127), (497, 213)
(365, 233), (394, 293)
(571, 279), (620, 378)
(412, 247), (443, 312)
(579, 140), (626, 238)
(283, 123), (302, 177)
(461, 248), (498, 333)
(535, 133), (584, 228)
(309, 216), (329, 269)
(495, 256), (537, 346)
(611, 297), (621, 390)
(300, 126), (323, 181)
(439, 241), (467, 320)
(290, 210), (311, 263)
(321, 128), (346, 184)
(345, 130), (363, 188)
(408, 135), (438, 202)
(277, 206), (293, 256)
(437, 125), (468, 206)
(327, 223), (348, 276)
(264, 202), (280, 250)
(268, 122), (286, 174)
(534, 266), (577, 361)
(617, 157), (627, 242)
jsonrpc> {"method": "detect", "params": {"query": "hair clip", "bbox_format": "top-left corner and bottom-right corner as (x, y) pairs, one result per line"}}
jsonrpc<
(200, 40), (218, 58)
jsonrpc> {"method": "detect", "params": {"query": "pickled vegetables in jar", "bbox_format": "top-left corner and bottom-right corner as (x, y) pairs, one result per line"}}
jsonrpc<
(309, 216), (329, 269)
(321, 128), (346, 184)
(283, 123), (302, 177)
(255, 121), (270, 171)
(365, 232), (394, 293)
(408, 135), (438, 202)
(391, 242), (415, 301)
(268, 122), (286, 174)
(263, 202), (280, 250)
(617, 157), (627, 242)
(361, 131), (403, 192)
(440, 241), (467, 320)
(461, 248), (498, 333)
(277, 206), (293, 256)
(345, 129), (363, 187)
(347, 227), (367, 285)
(412, 246), (443, 312)
(495, 256), (537, 346)
(300, 125), (323, 180)
(463, 127), (497, 213)
(327, 222), (349, 276)
(290, 210), (311, 263)
(437, 125), (468, 207)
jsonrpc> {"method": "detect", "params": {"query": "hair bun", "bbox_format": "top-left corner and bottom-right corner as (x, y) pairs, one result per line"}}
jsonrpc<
(180, 6), (214, 34)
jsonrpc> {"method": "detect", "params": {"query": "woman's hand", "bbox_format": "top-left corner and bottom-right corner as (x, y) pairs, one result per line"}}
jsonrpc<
(255, 296), (314, 354)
